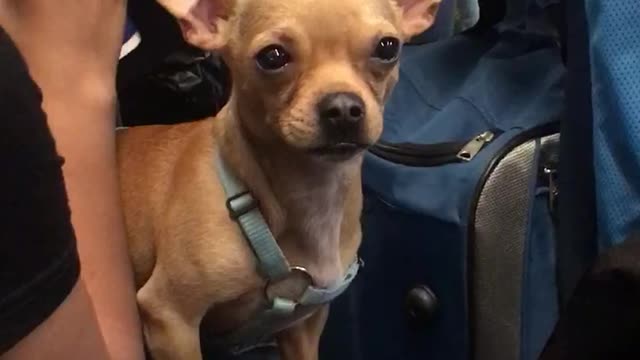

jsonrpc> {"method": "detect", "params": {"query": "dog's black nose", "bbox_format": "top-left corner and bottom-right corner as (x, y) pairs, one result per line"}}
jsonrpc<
(317, 92), (365, 139)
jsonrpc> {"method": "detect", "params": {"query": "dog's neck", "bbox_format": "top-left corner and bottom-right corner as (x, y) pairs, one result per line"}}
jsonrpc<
(215, 104), (362, 287)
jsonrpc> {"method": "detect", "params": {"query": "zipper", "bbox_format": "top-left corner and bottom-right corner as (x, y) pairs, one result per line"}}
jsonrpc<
(468, 122), (561, 229)
(456, 131), (496, 162)
(464, 121), (561, 359)
(370, 130), (500, 167)
(537, 134), (561, 222)
(544, 165), (559, 220)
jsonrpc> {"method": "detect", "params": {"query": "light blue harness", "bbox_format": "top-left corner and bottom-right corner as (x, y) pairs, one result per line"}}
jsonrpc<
(213, 153), (361, 352)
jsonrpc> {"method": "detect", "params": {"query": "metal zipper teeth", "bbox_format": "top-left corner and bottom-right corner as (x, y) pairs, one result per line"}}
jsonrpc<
(370, 130), (500, 167)
(368, 152), (460, 167)
(373, 141), (466, 158)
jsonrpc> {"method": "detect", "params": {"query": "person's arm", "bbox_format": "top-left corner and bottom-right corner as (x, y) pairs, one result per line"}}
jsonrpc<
(2, 282), (111, 360)
(0, 1), (145, 359)
(0, 24), (111, 359)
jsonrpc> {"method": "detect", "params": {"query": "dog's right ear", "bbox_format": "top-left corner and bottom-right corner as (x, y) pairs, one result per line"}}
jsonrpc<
(157, 0), (231, 50)
(392, 0), (441, 39)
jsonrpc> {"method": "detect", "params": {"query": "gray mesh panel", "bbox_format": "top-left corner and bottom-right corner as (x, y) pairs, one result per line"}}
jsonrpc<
(471, 139), (537, 360)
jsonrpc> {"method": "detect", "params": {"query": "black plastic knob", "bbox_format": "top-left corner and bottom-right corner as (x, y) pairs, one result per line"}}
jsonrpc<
(406, 285), (438, 326)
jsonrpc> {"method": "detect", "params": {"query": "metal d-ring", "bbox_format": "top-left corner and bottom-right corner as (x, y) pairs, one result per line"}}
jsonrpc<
(264, 266), (315, 302)
(289, 266), (315, 285)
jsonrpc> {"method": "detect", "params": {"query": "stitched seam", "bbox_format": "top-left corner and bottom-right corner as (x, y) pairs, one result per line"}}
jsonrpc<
(398, 66), (442, 111)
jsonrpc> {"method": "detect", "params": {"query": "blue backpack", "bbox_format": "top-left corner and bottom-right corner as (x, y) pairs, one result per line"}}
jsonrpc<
(319, 3), (571, 360)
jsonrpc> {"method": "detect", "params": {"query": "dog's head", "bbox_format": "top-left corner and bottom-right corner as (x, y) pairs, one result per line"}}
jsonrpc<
(159, 0), (440, 160)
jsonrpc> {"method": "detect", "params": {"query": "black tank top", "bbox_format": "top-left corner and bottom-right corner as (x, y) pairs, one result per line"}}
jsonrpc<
(0, 26), (80, 355)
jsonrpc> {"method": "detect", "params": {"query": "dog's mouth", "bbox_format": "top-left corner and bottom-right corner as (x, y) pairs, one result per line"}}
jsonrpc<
(309, 142), (370, 160)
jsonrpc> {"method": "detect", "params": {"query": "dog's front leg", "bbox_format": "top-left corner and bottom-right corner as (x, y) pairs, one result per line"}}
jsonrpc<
(277, 306), (330, 360)
(138, 271), (204, 360)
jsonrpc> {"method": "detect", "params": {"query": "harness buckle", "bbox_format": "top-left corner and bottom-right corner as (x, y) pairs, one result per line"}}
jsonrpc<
(226, 192), (259, 220)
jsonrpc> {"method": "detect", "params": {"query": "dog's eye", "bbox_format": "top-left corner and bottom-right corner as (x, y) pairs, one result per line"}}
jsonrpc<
(256, 45), (291, 72)
(372, 37), (400, 63)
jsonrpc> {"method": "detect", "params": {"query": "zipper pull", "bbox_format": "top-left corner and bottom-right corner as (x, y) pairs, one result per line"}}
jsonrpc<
(457, 131), (495, 162)
(544, 166), (559, 219)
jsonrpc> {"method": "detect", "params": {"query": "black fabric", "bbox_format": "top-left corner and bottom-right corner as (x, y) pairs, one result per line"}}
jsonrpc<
(474, 0), (507, 31)
(540, 1), (635, 357)
(0, 27), (80, 354)
(540, 232), (640, 360)
(116, 0), (186, 93)
(117, 0), (231, 126)
(555, 0), (598, 309)
(118, 48), (230, 126)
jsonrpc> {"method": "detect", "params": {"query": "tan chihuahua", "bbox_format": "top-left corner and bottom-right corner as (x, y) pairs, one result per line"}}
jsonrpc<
(116, 0), (440, 359)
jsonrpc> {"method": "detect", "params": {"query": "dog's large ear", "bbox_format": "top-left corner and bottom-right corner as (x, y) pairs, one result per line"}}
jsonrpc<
(393, 0), (441, 39)
(157, 0), (231, 50)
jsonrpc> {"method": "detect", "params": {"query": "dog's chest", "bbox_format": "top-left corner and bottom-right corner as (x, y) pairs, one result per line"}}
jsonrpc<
(201, 287), (266, 334)
(199, 276), (319, 348)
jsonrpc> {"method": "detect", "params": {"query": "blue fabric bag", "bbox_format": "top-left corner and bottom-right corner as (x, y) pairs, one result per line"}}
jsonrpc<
(319, 3), (568, 360)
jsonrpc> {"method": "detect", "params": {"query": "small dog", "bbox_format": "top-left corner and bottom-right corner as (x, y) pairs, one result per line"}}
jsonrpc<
(116, 0), (440, 359)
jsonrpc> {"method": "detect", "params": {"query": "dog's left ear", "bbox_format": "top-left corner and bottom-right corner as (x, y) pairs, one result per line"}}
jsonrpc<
(393, 0), (441, 39)
(157, 0), (232, 51)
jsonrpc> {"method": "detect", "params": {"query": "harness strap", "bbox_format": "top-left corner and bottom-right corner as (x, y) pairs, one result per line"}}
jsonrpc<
(215, 153), (290, 280)
(213, 151), (361, 351)
(299, 259), (360, 305)
(223, 298), (309, 354)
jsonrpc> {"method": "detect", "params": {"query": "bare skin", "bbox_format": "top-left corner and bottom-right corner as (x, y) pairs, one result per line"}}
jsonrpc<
(2, 282), (110, 360)
(0, 1), (145, 359)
